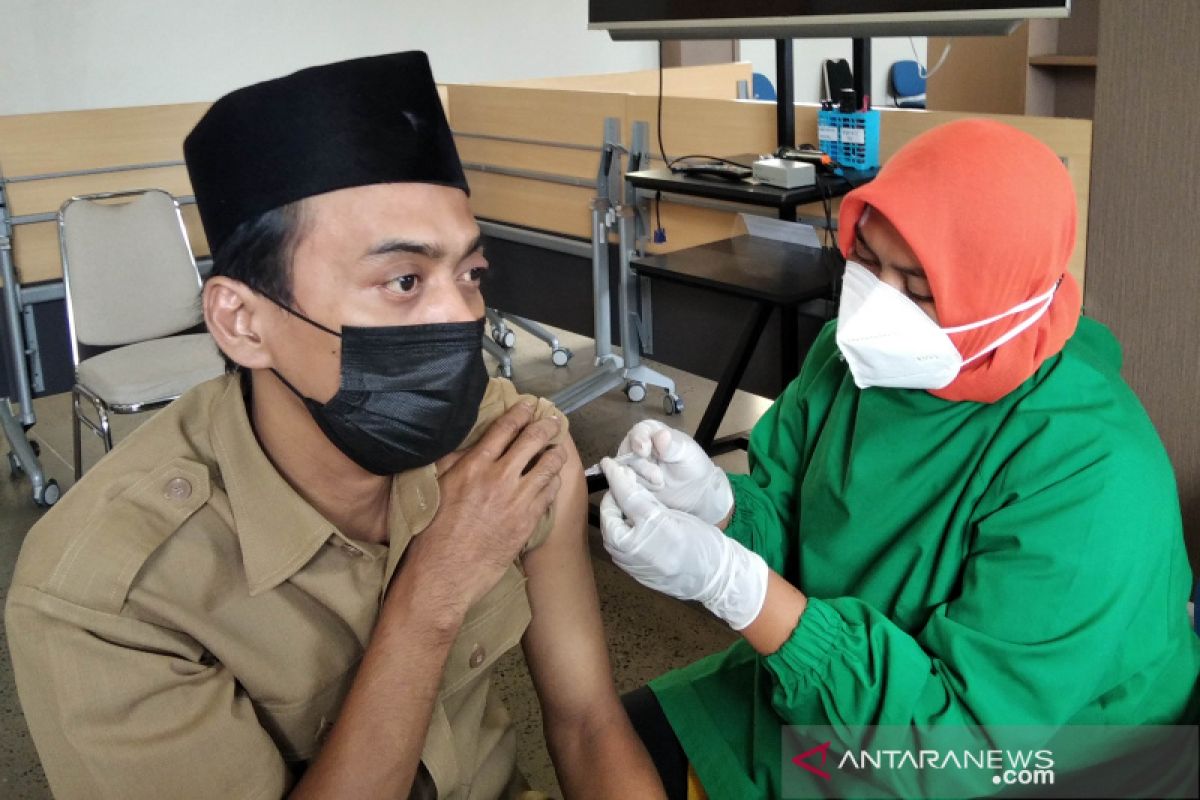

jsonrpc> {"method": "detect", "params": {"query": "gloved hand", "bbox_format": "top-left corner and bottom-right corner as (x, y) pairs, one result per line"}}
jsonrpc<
(599, 458), (767, 631)
(614, 420), (733, 526)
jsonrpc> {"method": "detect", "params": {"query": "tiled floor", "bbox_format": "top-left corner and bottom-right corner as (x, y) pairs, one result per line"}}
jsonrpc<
(0, 323), (773, 798)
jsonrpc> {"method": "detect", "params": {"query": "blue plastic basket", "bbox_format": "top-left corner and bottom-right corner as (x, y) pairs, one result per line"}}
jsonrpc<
(817, 109), (881, 171)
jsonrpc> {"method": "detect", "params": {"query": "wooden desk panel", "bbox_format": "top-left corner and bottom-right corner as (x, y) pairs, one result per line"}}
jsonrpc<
(6, 166), (194, 216)
(0, 103), (208, 177)
(447, 85), (625, 148)
(481, 62), (753, 99)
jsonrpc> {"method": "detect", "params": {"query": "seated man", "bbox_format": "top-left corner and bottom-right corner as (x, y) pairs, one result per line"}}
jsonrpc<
(7, 52), (664, 800)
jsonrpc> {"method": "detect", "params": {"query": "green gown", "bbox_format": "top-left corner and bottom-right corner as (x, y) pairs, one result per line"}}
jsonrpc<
(649, 317), (1199, 799)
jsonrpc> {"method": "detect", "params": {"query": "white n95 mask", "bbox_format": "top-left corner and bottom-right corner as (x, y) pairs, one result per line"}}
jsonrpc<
(835, 261), (1060, 390)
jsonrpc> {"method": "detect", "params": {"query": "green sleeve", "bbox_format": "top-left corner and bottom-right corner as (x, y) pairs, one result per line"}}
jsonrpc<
(762, 409), (1193, 755)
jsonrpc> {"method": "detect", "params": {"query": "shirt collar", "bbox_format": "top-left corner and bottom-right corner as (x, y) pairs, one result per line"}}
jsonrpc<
(208, 373), (362, 595)
(208, 372), (492, 596)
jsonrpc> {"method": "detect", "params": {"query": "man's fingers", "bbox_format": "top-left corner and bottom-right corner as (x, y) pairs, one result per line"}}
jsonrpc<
(600, 458), (662, 525)
(524, 443), (567, 480)
(503, 415), (563, 475)
(473, 400), (537, 461)
(532, 473), (563, 514)
(435, 449), (469, 475)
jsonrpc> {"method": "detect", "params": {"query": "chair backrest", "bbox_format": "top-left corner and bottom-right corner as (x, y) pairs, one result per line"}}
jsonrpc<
(890, 60), (927, 105)
(822, 59), (854, 103)
(58, 189), (202, 360)
(751, 72), (777, 101)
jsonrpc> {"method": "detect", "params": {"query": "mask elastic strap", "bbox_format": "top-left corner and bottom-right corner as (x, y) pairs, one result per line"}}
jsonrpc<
(261, 293), (342, 338)
(941, 277), (1062, 335)
(270, 367), (316, 405)
(960, 277), (1062, 366)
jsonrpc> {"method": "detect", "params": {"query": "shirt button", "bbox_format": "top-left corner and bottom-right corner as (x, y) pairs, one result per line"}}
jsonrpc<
(339, 543), (362, 558)
(164, 477), (192, 501)
(468, 643), (486, 669)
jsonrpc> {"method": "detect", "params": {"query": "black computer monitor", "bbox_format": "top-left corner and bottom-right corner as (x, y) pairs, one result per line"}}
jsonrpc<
(588, 1), (1071, 40)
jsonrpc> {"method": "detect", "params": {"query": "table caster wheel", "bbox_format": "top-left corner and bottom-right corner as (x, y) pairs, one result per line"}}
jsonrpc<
(35, 479), (61, 508)
(624, 382), (646, 403)
(551, 348), (572, 367)
(491, 328), (516, 349)
(662, 393), (684, 415)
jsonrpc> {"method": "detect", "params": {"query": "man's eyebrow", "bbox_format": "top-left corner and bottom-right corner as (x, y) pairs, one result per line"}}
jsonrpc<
(855, 230), (925, 276)
(364, 234), (484, 261)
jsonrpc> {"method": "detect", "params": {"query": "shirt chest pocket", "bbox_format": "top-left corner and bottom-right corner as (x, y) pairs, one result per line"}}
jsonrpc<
(419, 565), (532, 796)
(255, 658), (359, 763)
(441, 565), (531, 695)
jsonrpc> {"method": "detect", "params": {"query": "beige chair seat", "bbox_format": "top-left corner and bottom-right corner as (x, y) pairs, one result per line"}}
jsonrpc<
(76, 334), (224, 408)
(60, 188), (221, 478)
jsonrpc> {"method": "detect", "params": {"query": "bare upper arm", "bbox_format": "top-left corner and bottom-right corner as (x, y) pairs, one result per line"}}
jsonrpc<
(519, 435), (624, 726)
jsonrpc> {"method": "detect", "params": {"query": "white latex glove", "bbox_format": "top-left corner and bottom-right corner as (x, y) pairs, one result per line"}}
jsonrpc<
(615, 420), (733, 526)
(599, 458), (767, 631)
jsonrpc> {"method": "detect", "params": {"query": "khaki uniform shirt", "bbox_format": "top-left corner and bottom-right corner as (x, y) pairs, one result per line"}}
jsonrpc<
(6, 373), (565, 800)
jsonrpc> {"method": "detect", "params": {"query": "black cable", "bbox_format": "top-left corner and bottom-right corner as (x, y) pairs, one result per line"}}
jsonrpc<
(821, 181), (834, 247)
(815, 174), (843, 312)
(656, 43), (671, 243)
(657, 41), (669, 169)
(830, 168), (861, 191)
(668, 154), (755, 172)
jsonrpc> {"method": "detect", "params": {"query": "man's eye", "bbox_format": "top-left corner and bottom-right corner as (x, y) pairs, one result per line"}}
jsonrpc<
(387, 275), (418, 293)
(467, 266), (488, 282)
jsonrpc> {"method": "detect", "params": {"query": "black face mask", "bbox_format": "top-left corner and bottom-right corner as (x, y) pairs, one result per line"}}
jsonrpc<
(267, 302), (488, 476)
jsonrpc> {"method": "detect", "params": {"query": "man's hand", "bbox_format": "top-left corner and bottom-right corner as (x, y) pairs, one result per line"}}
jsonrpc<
(615, 420), (733, 526)
(405, 400), (567, 618)
(600, 458), (767, 631)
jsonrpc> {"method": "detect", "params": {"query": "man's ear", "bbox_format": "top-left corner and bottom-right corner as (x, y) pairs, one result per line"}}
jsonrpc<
(203, 278), (273, 370)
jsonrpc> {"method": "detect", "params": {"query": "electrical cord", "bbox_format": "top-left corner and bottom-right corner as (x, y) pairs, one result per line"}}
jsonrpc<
(668, 154), (755, 172)
(657, 42), (669, 168)
(910, 37), (952, 79)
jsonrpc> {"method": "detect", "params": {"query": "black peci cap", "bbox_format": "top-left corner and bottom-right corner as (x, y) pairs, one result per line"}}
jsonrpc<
(183, 51), (468, 256)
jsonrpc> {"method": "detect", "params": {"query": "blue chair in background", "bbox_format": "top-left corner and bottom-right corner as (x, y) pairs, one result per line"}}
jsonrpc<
(751, 72), (776, 101)
(889, 60), (927, 109)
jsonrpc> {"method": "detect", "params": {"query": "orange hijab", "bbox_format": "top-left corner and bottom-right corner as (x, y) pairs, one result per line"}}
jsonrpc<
(837, 118), (1082, 404)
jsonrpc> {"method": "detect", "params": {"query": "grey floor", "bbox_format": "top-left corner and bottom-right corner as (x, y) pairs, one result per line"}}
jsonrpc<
(0, 323), (774, 798)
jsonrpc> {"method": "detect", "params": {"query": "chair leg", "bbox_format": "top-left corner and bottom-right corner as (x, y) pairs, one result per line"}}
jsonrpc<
(72, 388), (83, 481)
(98, 404), (113, 452)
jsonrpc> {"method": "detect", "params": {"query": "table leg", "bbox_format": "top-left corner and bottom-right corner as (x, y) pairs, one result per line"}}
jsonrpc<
(781, 305), (800, 387)
(694, 301), (773, 453)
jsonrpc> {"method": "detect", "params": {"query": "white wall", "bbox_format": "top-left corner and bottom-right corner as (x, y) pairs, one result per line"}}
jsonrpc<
(740, 37), (929, 107)
(0, 0), (659, 116)
(0, 2), (930, 116)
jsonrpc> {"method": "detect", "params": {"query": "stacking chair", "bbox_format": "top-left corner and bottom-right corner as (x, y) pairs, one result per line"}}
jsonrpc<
(889, 60), (927, 108)
(58, 189), (225, 479)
